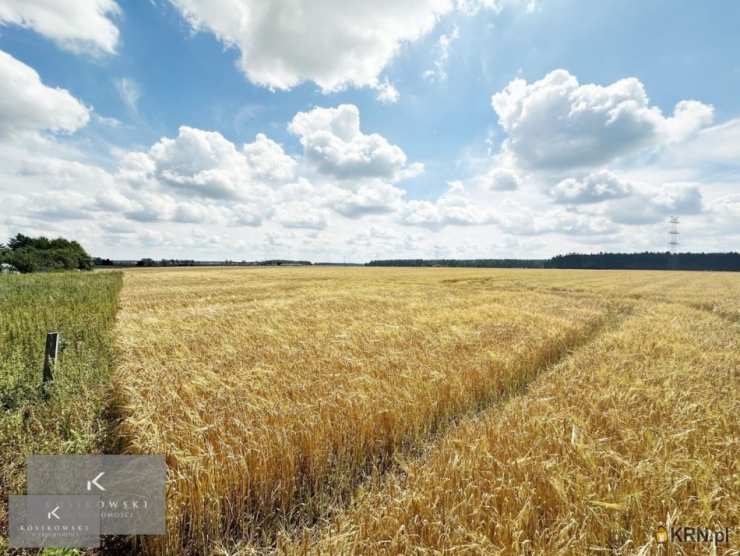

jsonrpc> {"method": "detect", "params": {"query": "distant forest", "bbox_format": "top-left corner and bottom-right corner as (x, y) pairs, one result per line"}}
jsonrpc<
(89, 252), (740, 271)
(368, 252), (740, 271)
(367, 259), (545, 268)
(94, 258), (313, 267)
(545, 252), (740, 271)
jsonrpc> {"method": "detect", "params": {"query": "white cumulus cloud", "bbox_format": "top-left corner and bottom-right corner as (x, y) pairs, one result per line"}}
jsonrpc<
(375, 80), (400, 104)
(491, 69), (714, 170)
(399, 181), (493, 229)
(0, 50), (90, 138)
(477, 167), (521, 191)
(289, 104), (422, 182)
(122, 126), (295, 200)
(330, 181), (406, 218)
(608, 182), (703, 225)
(242, 133), (297, 183)
(168, 0), (453, 93)
(0, 0), (120, 55)
(708, 194), (740, 233)
(549, 170), (632, 204)
(278, 202), (329, 230)
(495, 203), (617, 236)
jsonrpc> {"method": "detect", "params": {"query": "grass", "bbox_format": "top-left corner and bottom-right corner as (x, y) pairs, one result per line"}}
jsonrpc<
(0, 271), (122, 553)
(289, 300), (739, 555)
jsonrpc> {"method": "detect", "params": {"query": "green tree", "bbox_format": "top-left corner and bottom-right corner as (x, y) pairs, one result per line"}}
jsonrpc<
(1, 233), (94, 273)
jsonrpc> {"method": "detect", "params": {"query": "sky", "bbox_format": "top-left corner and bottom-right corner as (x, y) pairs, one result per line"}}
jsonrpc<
(0, 0), (738, 262)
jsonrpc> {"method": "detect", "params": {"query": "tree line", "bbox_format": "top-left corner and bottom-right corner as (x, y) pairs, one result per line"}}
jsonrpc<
(1, 234), (93, 273)
(545, 252), (740, 271)
(4, 233), (738, 273)
(367, 259), (545, 268)
(94, 258), (314, 267)
(368, 252), (740, 271)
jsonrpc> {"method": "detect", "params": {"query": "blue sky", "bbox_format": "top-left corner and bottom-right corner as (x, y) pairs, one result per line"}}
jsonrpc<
(0, 0), (738, 260)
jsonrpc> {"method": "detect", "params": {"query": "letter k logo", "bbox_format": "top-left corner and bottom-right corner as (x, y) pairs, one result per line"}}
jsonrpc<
(87, 472), (105, 491)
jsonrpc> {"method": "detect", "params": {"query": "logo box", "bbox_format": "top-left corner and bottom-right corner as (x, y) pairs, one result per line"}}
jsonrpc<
(9, 495), (101, 548)
(27, 455), (166, 535)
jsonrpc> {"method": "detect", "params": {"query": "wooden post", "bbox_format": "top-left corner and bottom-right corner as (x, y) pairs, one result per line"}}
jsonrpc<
(43, 332), (60, 386)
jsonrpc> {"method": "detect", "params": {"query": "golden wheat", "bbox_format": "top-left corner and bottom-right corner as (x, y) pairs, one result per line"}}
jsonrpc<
(291, 300), (739, 555)
(110, 267), (739, 554)
(113, 267), (616, 553)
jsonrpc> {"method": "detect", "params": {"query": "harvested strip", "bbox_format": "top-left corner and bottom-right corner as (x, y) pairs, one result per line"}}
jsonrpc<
(296, 301), (739, 555)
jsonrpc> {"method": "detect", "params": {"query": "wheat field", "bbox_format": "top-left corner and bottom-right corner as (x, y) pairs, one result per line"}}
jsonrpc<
(109, 267), (739, 554)
(294, 300), (739, 555)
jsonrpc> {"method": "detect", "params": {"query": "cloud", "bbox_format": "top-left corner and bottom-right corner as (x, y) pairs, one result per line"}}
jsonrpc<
(549, 170), (632, 204)
(242, 133), (297, 183)
(376, 80), (400, 104)
(399, 181), (493, 229)
(0, 0), (120, 55)
(662, 100), (715, 142)
(476, 167), (520, 191)
(651, 182), (703, 214)
(495, 204), (617, 236)
(85, 127), (295, 227)
(423, 25), (459, 81)
(608, 182), (703, 225)
(330, 181), (406, 218)
(708, 194), (740, 233)
(0, 50), (90, 138)
(121, 126), (295, 200)
(144, 127), (251, 199)
(26, 190), (93, 220)
(96, 188), (137, 212)
(456, 0), (537, 15)
(491, 69), (714, 170)
(2, 50), (730, 260)
(93, 113), (122, 128)
(657, 117), (740, 169)
(115, 191), (177, 222)
(278, 202), (329, 230)
(100, 218), (137, 234)
(95, 186), (270, 227)
(168, 0), (454, 93)
(347, 225), (426, 256)
(231, 203), (269, 226)
(172, 201), (229, 224)
(115, 78), (141, 113)
(289, 104), (422, 181)
(15, 156), (114, 189)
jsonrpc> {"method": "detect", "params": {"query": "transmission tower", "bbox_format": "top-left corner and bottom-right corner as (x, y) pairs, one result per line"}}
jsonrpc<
(668, 216), (680, 251)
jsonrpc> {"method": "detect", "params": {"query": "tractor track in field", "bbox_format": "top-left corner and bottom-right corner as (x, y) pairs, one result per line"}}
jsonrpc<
(221, 302), (635, 555)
